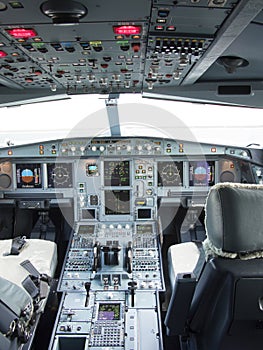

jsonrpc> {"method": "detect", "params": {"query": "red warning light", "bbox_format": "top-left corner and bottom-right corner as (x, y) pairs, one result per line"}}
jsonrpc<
(0, 50), (7, 57)
(113, 25), (141, 36)
(6, 28), (37, 39)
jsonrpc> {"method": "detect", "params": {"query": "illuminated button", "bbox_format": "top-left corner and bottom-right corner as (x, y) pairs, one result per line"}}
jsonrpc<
(8, 150), (13, 155)
(166, 149), (171, 153)
(156, 18), (166, 23)
(9, 2), (23, 8)
(91, 146), (97, 152)
(158, 9), (169, 17)
(0, 50), (7, 57)
(99, 146), (105, 152)
(70, 146), (76, 152)
(39, 150), (44, 155)
(113, 25), (141, 36)
(211, 147), (216, 153)
(51, 150), (56, 154)
(6, 28), (37, 39)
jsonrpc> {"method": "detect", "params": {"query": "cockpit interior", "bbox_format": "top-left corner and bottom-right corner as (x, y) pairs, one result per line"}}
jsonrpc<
(0, 1), (263, 350)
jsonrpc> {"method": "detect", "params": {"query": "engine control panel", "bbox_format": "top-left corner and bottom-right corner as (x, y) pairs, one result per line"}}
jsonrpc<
(58, 221), (164, 293)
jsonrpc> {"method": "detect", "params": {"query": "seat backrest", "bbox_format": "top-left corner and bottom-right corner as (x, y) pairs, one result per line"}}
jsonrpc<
(190, 183), (263, 350)
(167, 183), (263, 350)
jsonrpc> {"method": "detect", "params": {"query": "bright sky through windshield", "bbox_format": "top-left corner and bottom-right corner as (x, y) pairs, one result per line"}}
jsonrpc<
(0, 94), (262, 148)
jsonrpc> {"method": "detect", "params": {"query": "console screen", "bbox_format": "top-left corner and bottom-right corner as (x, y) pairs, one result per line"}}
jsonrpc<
(98, 303), (121, 321)
(189, 161), (215, 187)
(47, 163), (73, 188)
(136, 224), (153, 234)
(104, 161), (130, 186)
(158, 161), (183, 187)
(16, 163), (42, 188)
(104, 190), (130, 215)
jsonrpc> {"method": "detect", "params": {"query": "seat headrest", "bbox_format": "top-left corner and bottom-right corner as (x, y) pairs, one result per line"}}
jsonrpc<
(205, 183), (263, 254)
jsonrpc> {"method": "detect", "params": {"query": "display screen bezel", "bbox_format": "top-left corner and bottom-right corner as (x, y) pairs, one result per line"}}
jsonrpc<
(189, 160), (215, 187)
(16, 163), (42, 189)
(104, 189), (131, 215)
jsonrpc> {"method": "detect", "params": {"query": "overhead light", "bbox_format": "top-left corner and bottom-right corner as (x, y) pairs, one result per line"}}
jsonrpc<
(6, 28), (37, 39)
(113, 25), (141, 36)
(217, 56), (249, 73)
(41, 0), (87, 25)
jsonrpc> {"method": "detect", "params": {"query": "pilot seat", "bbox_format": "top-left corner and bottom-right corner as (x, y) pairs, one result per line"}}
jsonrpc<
(0, 237), (57, 350)
(165, 183), (263, 350)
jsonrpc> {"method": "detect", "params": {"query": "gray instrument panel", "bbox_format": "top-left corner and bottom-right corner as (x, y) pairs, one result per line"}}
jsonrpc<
(0, 137), (253, 350)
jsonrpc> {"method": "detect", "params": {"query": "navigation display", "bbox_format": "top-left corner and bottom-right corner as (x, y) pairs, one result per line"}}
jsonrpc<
(104, 190), (130, 215)
(98, 303), (121, 321)
(16, 163), (42, 188)
(189, 161), (215, 187)
(158, 161), (183, 187)
(104, 161), (130, 186)
(47, 163), (73, 188)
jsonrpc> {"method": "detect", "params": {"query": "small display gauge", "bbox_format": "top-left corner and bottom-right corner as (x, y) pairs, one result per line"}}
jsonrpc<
(104, 161), (130, 186)
(97, 303), (121, 321)
(158, 161), (183, 187)
(104, 190), (130, 215)
(47, 163), (73, 188)
(189, 161), (215, 187)
(16, 163), (42, 188)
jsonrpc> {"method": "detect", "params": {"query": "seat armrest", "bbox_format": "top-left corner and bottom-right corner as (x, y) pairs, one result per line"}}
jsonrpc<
(165, 273), (197, 336)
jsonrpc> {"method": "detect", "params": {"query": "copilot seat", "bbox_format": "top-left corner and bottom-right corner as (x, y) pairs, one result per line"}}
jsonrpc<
(165, 183), (263, 350)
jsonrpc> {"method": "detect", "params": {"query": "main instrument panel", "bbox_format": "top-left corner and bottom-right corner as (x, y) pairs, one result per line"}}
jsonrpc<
(0, 136), (257, 350)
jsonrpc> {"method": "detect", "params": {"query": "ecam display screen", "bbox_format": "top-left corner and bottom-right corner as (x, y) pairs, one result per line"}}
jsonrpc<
(104, 190), (130, 215)
(104, 160), (130, 186)
(189, 161), (215, 186)
(16, 163), (42, 188)
(98, 303), (121, 321)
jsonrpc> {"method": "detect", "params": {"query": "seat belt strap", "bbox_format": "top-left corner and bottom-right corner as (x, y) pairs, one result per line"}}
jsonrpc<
(193, 241), (206, 280)
(3, 236), (27, 256)
(20, 260), (39, 279)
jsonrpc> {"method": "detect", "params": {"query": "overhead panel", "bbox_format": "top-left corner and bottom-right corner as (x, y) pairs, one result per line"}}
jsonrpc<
(142, 0), (240, 92)
(0, 0), (151, 95)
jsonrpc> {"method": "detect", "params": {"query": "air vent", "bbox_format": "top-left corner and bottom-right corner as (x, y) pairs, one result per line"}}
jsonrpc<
(218, 85), (251, 95)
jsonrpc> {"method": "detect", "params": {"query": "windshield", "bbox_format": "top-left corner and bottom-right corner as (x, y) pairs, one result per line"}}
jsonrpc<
(0, 94), (262, 148)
